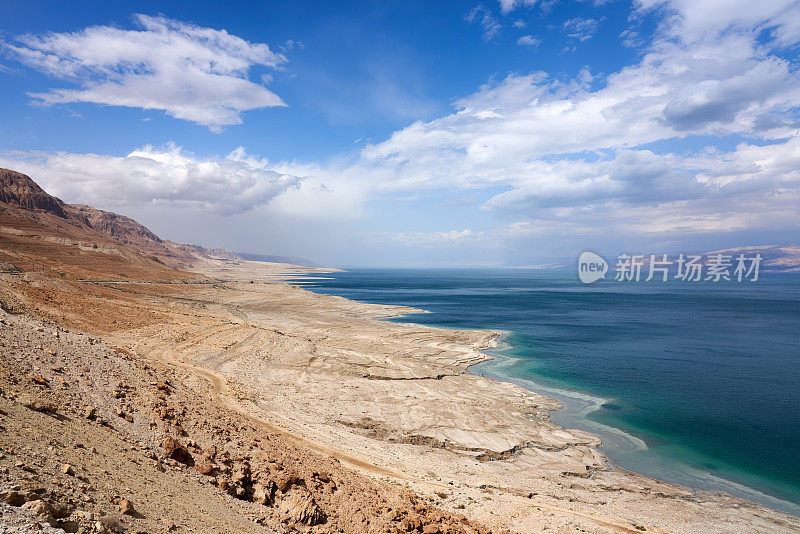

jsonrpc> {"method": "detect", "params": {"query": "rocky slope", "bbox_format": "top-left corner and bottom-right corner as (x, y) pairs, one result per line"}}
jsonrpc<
(0, 168), (498, 533)
(0, 168), (226, 269)
(0, 311), (493, 534)
(1, 168), (798, 533)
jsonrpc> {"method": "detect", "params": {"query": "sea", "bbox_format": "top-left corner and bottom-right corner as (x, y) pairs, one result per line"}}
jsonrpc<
(293, 268), (800, 516)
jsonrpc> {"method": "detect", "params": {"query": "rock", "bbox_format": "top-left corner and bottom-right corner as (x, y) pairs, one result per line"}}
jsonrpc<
(99, 514), (124, 533)
(119, 499), (135, 515)
(422, 524), (441, 534)
(84, 406), (96, 419)
(162, 436), (194, 466)
(61, 463), (75, 476)
(73, 510), (98, 521)
(19, 394), (58, 413)
(194, 460), (214, 476)
(252, 481), (276, 505)
(21, 499), (56, 526)
(276, 470), (301, 492)
(289, 489), (325, 526)
(233, 469), (250, 484)
(28, 373), (49, 385)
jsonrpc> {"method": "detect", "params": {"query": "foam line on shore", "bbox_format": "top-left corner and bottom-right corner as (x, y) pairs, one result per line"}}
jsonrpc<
(474, 338), (800, 517)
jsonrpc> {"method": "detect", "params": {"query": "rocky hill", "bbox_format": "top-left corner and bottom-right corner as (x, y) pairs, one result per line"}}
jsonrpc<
(0, 168), (230, 269)
(0, 168), (71, 219)
(707, 244), (800, 271)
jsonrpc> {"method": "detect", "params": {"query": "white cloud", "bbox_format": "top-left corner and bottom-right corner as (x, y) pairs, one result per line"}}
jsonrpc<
(341, 1), (800, 244)
(636, 0), (800, 47)
(498, 0), (539, 14)
(282, 39), (305, 51)
(4, 2), (800, 263)
(513, 20), (527, 29)
(393, 229), (482, 246)
(3, 14), (287, 131)
(562, 17), (601, 42)
(0, 144), (300, 215)
(517, 35), (541, 47)
(467, 6), (502, 41)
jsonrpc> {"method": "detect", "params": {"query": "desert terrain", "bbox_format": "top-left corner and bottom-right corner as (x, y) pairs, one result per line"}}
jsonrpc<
(1, 168), (798, 533)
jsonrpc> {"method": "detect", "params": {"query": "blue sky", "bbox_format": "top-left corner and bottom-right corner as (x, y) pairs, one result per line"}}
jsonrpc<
(1, 0), (799, 266)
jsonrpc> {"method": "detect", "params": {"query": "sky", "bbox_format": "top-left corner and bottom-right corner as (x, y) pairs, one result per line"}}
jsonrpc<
(1, 0), (799, 267)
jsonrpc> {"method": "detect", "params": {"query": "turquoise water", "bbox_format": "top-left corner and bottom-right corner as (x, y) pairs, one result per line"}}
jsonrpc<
(297, 269), (800, 516)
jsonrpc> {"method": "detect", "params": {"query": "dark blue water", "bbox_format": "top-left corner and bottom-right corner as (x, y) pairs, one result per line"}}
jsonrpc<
(296, 269), (800, 515)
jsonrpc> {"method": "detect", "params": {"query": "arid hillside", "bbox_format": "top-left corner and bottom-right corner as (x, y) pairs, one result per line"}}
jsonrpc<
(1, 169), (797, 534)
(0, 169), (498, 534)
(0, 168), (239, 271)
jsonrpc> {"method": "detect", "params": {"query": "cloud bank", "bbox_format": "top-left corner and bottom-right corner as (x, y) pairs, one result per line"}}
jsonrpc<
(348, 0), (800, 242)
(0, 144), (300, 215)
(3, 14), (287, 130)
(3, 2), (800, 265)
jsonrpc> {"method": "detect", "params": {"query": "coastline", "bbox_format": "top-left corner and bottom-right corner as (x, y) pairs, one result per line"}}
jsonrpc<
(377, 305), (800, 518)
(299, 268), (800, 518)
(216, 264), (794, 532)
(470, 339), (800, 517)
(4, 255), (799, 532)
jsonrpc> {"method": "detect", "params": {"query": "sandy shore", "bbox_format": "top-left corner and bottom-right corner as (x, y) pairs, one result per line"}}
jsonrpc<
(3, 250), (799, 532)
(84, 258), (795, 533)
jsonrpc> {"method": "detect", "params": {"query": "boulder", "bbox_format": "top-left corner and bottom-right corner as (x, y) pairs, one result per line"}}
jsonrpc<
(252, 481), (276, 505)
(21, 499), (56, 526)
(119, 499), (135, 516)
(289, 488), (325, 526)
(19, 394), (58, 413)
(162, 436), (194, 466)
(194, 460), (214, 476)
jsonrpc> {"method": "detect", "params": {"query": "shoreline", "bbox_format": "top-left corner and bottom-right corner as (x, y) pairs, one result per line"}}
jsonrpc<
(472, 343), (800, 517)
(377, 307), (800, 518)
(5, 252), (798, 532)
(286, 269), (800, 525)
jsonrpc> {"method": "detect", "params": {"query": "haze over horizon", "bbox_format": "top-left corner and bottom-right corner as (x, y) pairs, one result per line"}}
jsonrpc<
(2, 0), (800, 267)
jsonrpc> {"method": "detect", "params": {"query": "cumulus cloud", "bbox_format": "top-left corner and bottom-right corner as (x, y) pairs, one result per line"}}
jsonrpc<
(635, 0), (800, 47)
(4, 2), (800, 263)
(343, 0), (800, 244)
(0, 144), (300, 215)
(3, 14), (287, 130)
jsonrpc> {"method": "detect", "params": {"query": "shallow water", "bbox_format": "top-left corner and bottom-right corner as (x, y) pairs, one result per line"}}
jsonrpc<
(298, 268), (800, 516)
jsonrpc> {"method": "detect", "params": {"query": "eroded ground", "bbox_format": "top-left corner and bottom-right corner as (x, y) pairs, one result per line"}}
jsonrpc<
(1, 228), (799, 533)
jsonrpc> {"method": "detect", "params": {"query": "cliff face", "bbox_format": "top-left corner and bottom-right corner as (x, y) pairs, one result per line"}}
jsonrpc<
(71, 205), (164, 243)
(0, 168), (70, 219)
(0, 168), (224, 268)
(0, 168), (164, 245)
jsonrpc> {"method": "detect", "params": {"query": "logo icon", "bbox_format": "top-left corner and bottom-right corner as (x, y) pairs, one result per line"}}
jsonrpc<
(578, 251), (608, 284)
